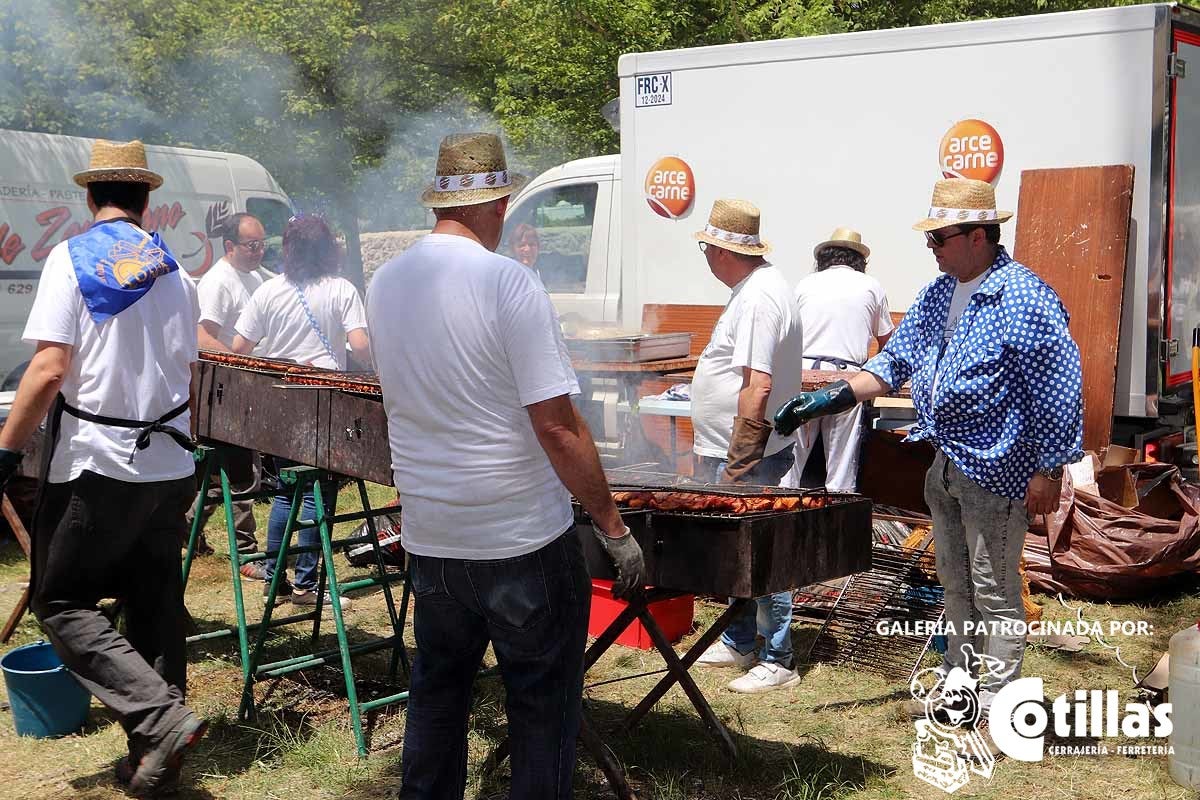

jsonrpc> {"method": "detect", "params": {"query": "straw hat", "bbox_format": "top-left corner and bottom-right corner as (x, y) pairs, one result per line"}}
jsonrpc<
(913, 178), (1012, 232)
(813, 226), (870, 260)
(693, 199), (771, 256)
(420, 132), (528, 209)
(72, 139), (163, 190)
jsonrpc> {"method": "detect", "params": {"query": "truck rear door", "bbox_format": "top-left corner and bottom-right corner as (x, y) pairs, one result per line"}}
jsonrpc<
(1165, 24), (1200, 388)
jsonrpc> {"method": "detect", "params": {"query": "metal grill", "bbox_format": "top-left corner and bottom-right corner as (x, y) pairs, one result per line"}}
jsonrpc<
(807, 543), (944, 683)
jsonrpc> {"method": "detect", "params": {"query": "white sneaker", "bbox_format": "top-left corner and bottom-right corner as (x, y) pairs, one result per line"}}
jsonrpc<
(727, 662), (802, 694)
(695, 641), (757, 669)
(291, 590), (352, 610)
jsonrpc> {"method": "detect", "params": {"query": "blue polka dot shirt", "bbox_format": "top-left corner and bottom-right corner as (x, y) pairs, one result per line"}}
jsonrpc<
(862, 246), (1084, 500)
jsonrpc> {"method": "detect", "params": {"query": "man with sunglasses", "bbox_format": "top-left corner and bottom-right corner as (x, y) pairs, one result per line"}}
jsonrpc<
(775, 178), (1082, 747)
(190, 211), (270, 568)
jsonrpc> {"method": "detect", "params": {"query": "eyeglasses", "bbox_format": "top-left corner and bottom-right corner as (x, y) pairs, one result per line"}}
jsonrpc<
(237, 239), (266, 253)
(697, 241), (709, 253)
(925, 228), (969, 247)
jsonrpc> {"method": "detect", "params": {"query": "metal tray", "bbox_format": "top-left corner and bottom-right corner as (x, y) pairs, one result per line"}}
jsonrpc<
(565, 332), (692, 362)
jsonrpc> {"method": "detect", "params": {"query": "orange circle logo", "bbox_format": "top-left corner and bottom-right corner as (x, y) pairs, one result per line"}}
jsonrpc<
(644, 156), (695, 219)
(939, 119), (1004, 184)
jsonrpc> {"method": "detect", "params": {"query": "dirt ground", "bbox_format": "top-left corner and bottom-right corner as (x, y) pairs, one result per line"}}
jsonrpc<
(0, 484), (1195, 800)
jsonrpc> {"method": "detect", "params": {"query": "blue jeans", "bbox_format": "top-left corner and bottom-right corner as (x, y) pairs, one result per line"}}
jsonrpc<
(400, 529), (590, 800)
(264, 460), (335, 592)
(699, 448), (797, 667)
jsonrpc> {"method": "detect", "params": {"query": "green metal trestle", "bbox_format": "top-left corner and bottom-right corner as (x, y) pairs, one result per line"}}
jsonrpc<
(181, 446), (411, 756)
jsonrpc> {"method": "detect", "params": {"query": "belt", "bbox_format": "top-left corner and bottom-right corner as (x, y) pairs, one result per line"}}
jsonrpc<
(59, 395), (196, 463)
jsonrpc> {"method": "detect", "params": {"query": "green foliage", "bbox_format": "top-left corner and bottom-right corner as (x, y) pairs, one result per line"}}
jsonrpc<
(0, 0), (1195, 272)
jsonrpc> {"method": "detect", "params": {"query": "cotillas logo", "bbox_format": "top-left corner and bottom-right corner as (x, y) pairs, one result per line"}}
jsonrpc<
(939, 119), (1004, 184)
(912, 644), (1173, 794)
(644, 156), (695, 219)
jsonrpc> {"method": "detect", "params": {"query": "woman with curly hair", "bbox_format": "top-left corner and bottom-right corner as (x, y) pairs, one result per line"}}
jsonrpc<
(231, 215), (370, 608)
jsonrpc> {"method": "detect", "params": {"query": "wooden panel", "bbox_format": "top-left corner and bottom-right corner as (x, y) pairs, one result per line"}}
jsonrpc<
(857, 430), (936, 515)
(866, 311), (907, 360)
(641, 304), (725, 357)
(1013, 165), (1134, 453)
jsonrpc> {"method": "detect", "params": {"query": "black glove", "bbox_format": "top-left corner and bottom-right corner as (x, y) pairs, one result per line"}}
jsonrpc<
(591, 524), (645, 599)
(773, 379), (858, 436)
(0, 447), (23, 496)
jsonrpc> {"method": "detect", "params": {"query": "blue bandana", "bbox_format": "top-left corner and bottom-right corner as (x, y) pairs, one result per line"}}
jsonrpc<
(67, 220), (180, 323)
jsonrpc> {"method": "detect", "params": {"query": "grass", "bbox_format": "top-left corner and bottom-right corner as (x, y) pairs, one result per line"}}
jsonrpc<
(0, 484), (1197, 799)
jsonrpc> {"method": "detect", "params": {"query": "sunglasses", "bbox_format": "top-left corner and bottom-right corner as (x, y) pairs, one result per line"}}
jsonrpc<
(925, 228), (969, 247)
(697, 241), (709, 253)
(236, 239), (266, 253)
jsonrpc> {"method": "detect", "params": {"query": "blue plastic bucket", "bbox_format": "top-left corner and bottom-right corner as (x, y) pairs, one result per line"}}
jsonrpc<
(1, 641), (91, 738)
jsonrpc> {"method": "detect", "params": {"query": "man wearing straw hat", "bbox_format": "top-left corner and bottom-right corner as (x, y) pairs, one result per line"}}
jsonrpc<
(779, 227), (893, 493)
(775, 178), (1083, 745)
(367, 132), (644, 799)
(689, 198), (806, 694)
(0, 139), (207, 793)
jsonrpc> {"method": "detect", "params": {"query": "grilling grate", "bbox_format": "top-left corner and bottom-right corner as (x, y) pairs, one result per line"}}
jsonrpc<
(807, 541), (944, 684)
(604, 467), (844, 500)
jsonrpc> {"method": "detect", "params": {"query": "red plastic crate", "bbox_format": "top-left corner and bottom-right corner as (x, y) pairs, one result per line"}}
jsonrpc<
(588, 580), (695, 650)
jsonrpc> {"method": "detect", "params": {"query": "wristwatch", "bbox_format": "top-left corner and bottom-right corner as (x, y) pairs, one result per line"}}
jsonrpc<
(1037, 465), (1064, 481)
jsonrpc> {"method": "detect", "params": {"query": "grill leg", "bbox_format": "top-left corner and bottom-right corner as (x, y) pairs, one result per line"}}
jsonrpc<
(181, 446), (213, 590)
(624, 598), (751, 760)
(239, 468), (306, 721)
(580, 713), (639, 800)
(628, 604), (739, 762)
(355, 479), (409, 679)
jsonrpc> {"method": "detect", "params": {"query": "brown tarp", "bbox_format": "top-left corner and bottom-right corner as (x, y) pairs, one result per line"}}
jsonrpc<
(1025, 464), (1200, 600)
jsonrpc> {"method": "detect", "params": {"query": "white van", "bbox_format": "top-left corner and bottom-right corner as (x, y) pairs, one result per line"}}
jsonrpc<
(0, 129), (293, 386)
(503, 3), (1200, 438)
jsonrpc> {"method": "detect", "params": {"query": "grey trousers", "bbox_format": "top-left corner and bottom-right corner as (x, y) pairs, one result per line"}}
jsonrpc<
(187, 446), (260, 553)
(924, 450), (1029, 710)
(31, 470), (196, 753)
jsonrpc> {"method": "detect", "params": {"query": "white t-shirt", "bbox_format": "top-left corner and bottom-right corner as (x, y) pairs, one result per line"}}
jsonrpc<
(366, 233), (579, 560)
(932, 271), (989, 401)
(23, 236), (199, 483)
(943, 272), (987, 344)
(691, 264), (805, 459)
(235, 274), (366, 370)
(197, 257), (266, 348)
(794, 266), (893, 365)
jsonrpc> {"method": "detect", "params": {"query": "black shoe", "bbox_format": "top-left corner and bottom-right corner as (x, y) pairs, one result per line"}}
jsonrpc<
(262, 577), (294, 604)
(126, 713), (207, 797)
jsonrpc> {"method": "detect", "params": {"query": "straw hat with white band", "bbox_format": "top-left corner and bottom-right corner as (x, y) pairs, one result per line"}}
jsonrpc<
(913, 177), (1012, 233)
(813, 226), (870, 260)
(72, 139), (163, 190)
(420, 132), (528, 209)
(693, 199), (771, 257)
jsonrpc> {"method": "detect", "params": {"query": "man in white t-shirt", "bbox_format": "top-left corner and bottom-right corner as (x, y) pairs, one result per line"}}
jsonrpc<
(781, 228), (894, 493)
(190, 212), (268, 567)
(688, 198), (806, 695)
(367, 133), (643, 800)
(0, 140), (206, 794)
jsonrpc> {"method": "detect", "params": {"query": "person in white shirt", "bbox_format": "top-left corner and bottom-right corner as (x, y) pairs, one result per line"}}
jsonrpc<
(190, 212), (269, 568)
(780, 228), (894, 492)
(0, 139), (206, 794)
(231, 215), (369, 608)
(689, 199), (806, 694)
(368, 132), (642, 800)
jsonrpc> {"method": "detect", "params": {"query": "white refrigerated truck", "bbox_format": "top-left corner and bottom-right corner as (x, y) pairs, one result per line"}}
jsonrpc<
(502, 2), (1200, 445)
(0, 130), (293, 388)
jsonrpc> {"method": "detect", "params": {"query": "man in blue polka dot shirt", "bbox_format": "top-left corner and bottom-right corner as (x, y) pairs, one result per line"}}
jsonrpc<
(775, 177), (1083, 735)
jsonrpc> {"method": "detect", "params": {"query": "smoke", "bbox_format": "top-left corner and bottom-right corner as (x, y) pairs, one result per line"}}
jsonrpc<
(0, 0), (572, 255)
